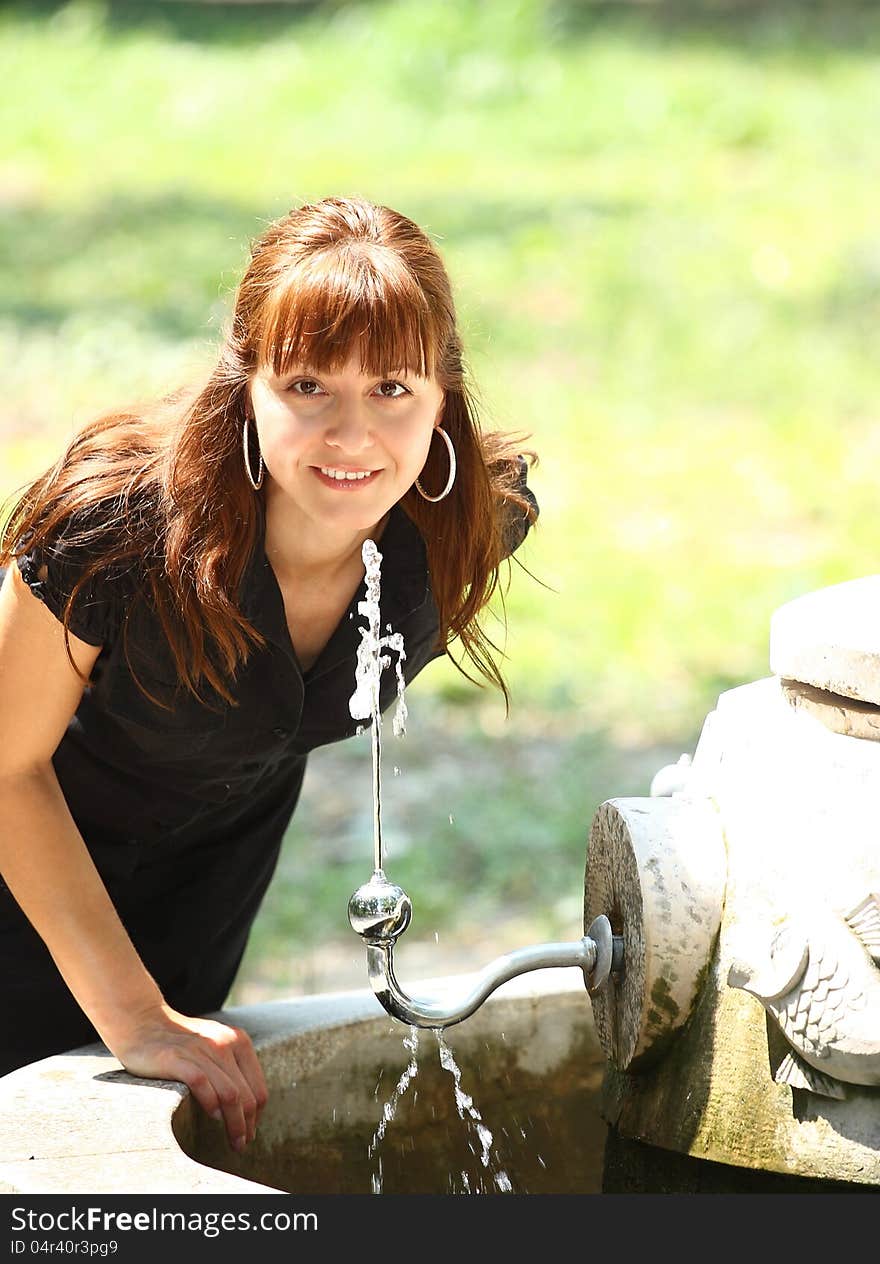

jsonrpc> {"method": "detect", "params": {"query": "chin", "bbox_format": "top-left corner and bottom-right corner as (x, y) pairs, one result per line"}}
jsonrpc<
(317, 498), (394, 531)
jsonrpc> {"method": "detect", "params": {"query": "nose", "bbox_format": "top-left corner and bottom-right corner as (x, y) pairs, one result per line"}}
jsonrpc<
(324, 401), (375, 455)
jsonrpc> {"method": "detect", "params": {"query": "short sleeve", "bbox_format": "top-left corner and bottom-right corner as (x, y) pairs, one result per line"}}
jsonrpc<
(14, 514), (122, 648)
(500, 455), (539, 560)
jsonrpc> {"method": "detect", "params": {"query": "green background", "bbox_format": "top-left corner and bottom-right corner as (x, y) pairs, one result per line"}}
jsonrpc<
(2, 0), (877, 1000)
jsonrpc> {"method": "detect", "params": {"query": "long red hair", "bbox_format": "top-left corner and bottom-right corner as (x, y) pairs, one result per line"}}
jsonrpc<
(1, 196), (537, 709)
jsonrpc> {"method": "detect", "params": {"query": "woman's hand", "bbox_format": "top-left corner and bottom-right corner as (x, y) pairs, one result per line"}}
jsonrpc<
(104, 1002), (269, 1153)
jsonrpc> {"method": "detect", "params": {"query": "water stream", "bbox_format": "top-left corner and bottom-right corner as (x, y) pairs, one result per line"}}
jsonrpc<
(369, 1025), (420, 1161)
(350, 538), (515, 1192)
(369, 1027), (514, 1194)
(435, 1031), (513, 1193)
(349, 538), (407, 873)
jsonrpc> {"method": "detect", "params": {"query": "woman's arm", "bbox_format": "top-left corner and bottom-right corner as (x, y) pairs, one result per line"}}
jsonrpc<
(0, 563), (266, 1152)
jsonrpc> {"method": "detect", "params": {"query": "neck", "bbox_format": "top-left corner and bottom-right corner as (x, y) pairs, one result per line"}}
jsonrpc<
(261, 482), (389, 583)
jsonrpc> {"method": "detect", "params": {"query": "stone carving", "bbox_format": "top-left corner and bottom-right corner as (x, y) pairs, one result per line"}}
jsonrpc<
(727, 895), (880, 1098)
(648, 753), (692, 797)
(592, 575), (880, 1186)
(583, 796), (726, 1070)
(780, 679), (880, 742)
(769, 574), (880, 705)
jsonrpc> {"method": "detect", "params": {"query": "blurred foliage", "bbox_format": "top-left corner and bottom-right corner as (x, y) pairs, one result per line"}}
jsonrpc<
(2, 0), (878, 991)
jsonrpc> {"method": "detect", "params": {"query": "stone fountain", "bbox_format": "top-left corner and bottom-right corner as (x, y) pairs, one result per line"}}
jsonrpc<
(590, 575), (880, 1191)
(1, 576), (878, 1193)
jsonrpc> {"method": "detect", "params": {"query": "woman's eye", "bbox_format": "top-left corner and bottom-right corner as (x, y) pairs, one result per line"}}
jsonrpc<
(290, 379), (323, 396)
(377, 380), (409, 398)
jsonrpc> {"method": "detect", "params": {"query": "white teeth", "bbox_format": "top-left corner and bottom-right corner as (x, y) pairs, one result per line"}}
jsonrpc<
(320, 467), (375, 481)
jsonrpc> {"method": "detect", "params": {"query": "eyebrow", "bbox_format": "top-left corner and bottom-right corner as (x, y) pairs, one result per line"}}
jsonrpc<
(272, 365), (421, 380)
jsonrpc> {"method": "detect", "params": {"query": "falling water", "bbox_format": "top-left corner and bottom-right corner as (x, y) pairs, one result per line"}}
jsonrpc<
(364, 1021), (419, 1188)
(367, 1026), (514, 1195)
(351, 539), (512, 1193)
(349, 539), (408, 873)
(435, 1031), (513, 1193)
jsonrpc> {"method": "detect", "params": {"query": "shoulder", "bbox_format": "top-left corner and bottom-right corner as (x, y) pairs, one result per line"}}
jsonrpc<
(499, 454), (539, 560)
(12, 500), (145, 648)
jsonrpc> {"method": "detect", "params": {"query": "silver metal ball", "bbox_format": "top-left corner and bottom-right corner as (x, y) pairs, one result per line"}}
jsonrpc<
(348, 874), (412, 942)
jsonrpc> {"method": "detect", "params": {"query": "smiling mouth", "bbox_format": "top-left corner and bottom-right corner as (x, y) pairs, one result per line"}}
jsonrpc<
(312, 466), (382, 489)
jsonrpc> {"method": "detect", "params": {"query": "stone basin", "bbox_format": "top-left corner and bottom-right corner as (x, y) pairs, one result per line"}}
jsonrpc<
(0, 969), (605, 1195)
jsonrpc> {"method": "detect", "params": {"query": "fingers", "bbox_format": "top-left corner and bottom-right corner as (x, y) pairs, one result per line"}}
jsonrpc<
(202, 1025), (265, 1148)
(177, 1054), (250, 1151)
(118, 1016), (267, 1153)
(166, 1047), (256, 1152)
(204, 1024), (265, 1146)
(229, 1026), (269, 1127)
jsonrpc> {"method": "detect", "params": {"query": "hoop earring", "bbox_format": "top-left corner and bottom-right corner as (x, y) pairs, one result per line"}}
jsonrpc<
(242, 415), (264, 491)
(415, 426), (456, 502)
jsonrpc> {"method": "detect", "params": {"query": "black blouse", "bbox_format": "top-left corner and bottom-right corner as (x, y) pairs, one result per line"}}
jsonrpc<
(24, 495), (446, 845)
(0, 473), (537, 1063)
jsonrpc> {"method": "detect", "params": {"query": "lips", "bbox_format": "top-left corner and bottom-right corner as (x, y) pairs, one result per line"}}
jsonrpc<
(312, 466), (382, 490)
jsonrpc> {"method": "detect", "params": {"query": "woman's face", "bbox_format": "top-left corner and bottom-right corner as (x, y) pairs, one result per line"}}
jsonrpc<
(248, 351), (445, 532)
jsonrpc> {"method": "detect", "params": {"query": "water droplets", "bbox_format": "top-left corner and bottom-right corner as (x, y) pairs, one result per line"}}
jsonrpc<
(370, 1030), (419, 1152)
(368, 1028), (514, 1194)
(348, 541), (408, 730)
(435, 1031), (512, 1192)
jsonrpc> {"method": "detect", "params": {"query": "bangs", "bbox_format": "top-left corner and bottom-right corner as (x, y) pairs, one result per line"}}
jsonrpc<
(257, 246), (443, 380)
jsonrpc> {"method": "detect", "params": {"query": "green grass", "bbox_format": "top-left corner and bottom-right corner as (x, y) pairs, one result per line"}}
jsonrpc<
(229, 697), (690, 1000)
(2, 0), (878, 994)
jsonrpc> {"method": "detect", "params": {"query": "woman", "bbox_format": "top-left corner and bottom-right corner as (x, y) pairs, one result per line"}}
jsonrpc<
(0, 195), (537, 1154)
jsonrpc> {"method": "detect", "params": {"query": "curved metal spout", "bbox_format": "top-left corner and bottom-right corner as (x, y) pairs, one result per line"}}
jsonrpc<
(366, 935), (604, 1029)
(349, 872), (622, 1030)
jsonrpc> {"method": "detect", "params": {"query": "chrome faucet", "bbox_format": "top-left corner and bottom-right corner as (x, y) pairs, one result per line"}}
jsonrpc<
(349, 870), (623, 1029)
(347, 541), (623, 1029)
